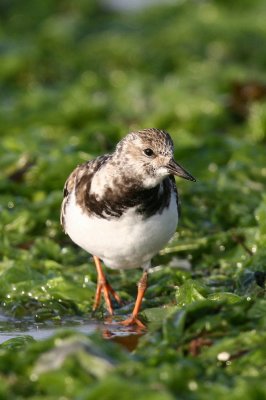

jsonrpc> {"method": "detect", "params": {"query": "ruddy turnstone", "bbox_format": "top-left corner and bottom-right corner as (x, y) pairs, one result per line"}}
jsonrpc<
(60, 128), (195, 327)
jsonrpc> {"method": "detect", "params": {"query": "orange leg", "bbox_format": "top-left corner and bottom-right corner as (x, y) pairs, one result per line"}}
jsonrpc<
(93, 256), (122, 315)
(121, 271), (148, 329)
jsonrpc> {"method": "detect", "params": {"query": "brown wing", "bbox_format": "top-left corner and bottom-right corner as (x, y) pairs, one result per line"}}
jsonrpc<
(60, 155), (110, 231)
(60, 163), (86, 232)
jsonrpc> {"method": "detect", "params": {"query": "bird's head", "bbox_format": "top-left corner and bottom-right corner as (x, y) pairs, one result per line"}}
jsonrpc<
(115, 128), (196, 188)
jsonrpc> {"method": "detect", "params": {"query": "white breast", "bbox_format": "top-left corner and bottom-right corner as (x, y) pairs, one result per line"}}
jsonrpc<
(64, 190), (178, 270)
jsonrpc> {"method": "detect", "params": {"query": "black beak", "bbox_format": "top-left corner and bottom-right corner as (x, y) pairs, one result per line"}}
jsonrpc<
(167, 159), (196, 182)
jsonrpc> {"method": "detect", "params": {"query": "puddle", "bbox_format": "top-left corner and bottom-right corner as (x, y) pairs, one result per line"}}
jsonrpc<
(0, 317), (98, 344)
(102, 0), (174, 12)
(0, 315), (145, 351)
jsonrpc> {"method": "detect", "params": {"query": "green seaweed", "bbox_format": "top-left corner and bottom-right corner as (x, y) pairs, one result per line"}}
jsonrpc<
(0, 0), (266, 398)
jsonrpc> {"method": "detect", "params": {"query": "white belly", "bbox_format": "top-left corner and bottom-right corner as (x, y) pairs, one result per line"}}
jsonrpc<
(64, 191), (178, 270)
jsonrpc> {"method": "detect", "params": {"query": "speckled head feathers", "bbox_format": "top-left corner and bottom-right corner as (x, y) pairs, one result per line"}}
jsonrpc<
(116, 128), (174, 157)
(110, 128), (176, 188)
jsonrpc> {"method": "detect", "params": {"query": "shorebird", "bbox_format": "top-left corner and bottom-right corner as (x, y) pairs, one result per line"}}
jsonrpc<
(61, 128), (195, 327)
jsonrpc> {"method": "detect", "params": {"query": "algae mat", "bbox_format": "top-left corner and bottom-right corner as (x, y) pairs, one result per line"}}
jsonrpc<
(1, 0), (266, 398)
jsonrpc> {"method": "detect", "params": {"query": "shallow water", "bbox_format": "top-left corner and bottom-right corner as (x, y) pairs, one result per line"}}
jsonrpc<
(0, 316), (98, 344)
(102, 0), (173, 12)
(0, 314), (144, 350)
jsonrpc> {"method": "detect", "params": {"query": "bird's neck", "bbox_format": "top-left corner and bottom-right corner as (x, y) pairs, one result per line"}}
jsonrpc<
(90, 163), (158, 199)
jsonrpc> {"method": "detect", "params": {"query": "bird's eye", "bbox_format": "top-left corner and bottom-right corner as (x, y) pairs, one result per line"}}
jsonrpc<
(143, 148), (154, 157)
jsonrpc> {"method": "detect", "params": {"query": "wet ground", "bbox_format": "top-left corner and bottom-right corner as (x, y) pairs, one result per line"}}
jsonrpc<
(0, 314), (144, 350)
(0, 318), (96, 344)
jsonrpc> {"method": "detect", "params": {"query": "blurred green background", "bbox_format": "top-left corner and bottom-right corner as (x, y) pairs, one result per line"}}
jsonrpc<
(0, 0), (266, 398)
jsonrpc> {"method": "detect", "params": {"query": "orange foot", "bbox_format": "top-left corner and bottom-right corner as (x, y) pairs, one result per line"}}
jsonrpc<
(120, 316), (147, 329)
(93, 256), (122, 315)
(119, 270), (148, 329)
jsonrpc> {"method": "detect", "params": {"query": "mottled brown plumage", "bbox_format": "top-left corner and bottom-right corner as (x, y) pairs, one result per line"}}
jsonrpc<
(60, 128), (195, 327)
